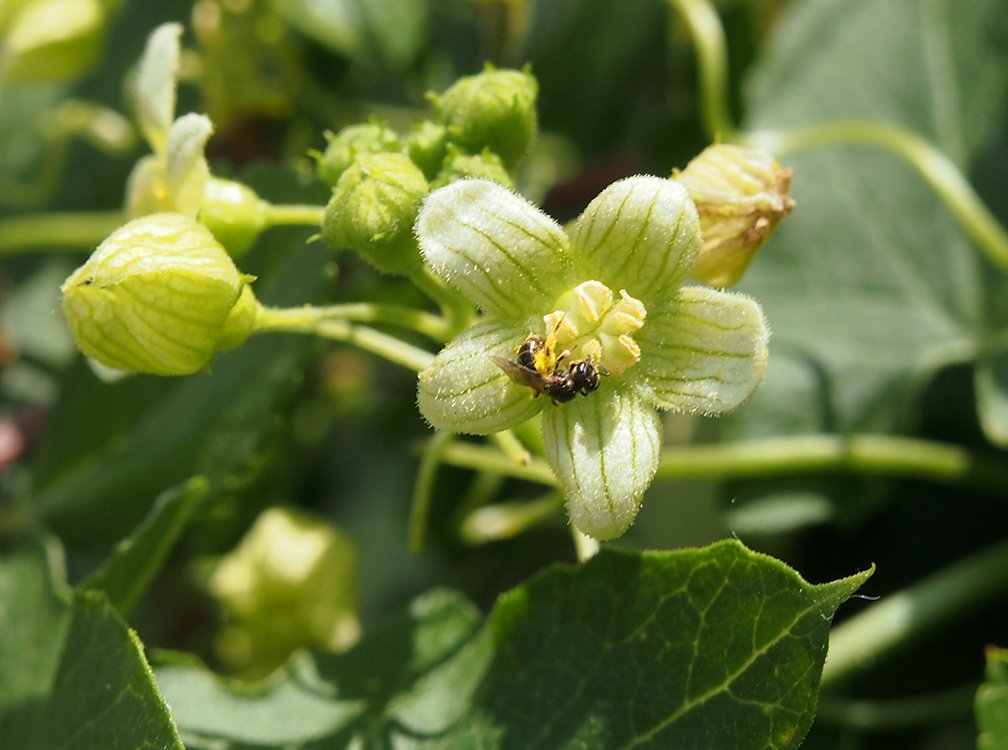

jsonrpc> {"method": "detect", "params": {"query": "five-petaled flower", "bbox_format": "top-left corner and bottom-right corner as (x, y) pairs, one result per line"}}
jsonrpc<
(414, 177), (770, 540)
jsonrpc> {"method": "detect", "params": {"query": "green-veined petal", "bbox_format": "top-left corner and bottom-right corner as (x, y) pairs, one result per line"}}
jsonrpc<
(415, 179), (573, 322)
(133, 22), (181, 154)
(164, 113), (212, 217)
(640, 286), (769, 415)
(418, 320), (545, 435)
(569, 175), (701, 304)
(542, 388), (661, 540)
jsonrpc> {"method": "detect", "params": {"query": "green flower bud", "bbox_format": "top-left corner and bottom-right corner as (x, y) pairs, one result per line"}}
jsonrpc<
(404, 120), (448, 179)
(198, 177), (269, 258)
(61, 213), (255, 376)
(1, 0), (104, 83)
(675, 144), (794, 287)
(316, 122), (402, 186)
(434, 66), (538, 168)
(432, 145), (513, 189)
(208, 507), (360, 679)
(321, 152), (429, 274)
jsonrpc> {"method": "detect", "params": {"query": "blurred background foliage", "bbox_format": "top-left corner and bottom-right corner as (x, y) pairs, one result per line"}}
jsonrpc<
(1, 0), (1007, 747)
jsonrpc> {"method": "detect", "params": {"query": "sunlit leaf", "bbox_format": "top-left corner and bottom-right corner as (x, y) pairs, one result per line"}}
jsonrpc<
(157, 541), (870, 749)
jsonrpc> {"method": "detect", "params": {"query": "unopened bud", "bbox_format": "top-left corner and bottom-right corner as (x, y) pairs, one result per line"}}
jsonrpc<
(434, 66), (538, 168)
(316, 122), (402, 186)
(321, 152), (429, 274)
(405, 120), (448, 179)
(198, 177), (268, 257)
(61, 213), (256, 376)
(433, 146), (513, 189)
(675, 144), (794, 287)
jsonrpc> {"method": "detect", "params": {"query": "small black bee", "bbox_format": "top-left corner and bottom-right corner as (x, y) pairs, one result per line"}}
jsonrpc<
(492, 347), (604, 404)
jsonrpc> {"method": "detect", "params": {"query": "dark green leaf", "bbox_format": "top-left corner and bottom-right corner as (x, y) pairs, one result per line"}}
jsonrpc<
(0, 535), (183, 749)
(978, 646), (1008, 750)
(731, 0), (1008, 438)
(976, 345), (1008, 447)
(80, 477), (207, 616)
(156, 541), (870, 749)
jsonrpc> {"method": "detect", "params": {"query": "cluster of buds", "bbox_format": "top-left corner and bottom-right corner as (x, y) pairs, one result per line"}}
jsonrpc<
(318, 66), (538, 274)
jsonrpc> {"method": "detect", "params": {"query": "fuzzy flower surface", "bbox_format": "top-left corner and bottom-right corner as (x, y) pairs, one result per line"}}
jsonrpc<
(415, 177), (770, 539)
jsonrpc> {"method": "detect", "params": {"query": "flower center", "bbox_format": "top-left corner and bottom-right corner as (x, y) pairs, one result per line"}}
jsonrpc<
(543, 280), (646, 376)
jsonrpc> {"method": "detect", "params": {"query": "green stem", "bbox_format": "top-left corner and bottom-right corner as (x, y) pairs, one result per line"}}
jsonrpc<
(263, 301), (451, 341)
(458, 492), (562, 545)
(439, 441), (558, 486)
(262, 203), (325, 228)
(667, 0), (736, 141)
(438, 433), (1008, 498)
(816, 684), (977, 730)
(655, 434), (1008, 497)
(821, 538), (1008, 688)
(254, 305), (434, 372)
(741, 121), (1008, 272)
(409, 431), (454, 553)
(0, 210), (125, 254)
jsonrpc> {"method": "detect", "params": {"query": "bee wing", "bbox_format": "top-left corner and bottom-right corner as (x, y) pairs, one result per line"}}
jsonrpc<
(492, 356), (544, 390)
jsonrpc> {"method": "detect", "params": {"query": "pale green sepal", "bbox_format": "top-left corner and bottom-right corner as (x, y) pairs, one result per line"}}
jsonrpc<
(134, 22), (182, 153)
(164, 113), (213, 217)
(417, 320), (545, 435)
(542, 388), (661, 540)
(640, 286), (769, 415)
(416, 179), (573, 323)
(569, 175), (701, 304)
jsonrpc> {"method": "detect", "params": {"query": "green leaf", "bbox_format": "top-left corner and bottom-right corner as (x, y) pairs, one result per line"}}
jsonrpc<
(731, 0), (1008, 438)
(978, 646), (1008, 750)
(157, 541), (870, 749)
(80, 477), (207, 616)
(0, 535), (183, 749)
(267, 0), (428, 70)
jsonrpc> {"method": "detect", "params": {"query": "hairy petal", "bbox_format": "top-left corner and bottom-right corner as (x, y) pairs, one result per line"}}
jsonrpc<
(416, 179), (573, 322)
(542, 388), (661, 540)
(417, 320), (544, 435)
(134, 22), (181, 153)
(640, 286), (769, 415)
(570, 176), (701, 303)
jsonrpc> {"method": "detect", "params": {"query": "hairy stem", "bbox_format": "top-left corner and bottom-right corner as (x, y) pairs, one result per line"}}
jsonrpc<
(254, 306), (435, 372)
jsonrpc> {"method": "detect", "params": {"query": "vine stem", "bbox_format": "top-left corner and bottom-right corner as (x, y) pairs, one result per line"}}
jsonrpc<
(262, 203), (325, 228)
(253, 305), (434, 372)
(0, 210), (125, 254)
(821, 538), (1008, 688)
(667, 0), (736, 141)
(437, 434), (1008, 498)
(742, 122), (1008, 272)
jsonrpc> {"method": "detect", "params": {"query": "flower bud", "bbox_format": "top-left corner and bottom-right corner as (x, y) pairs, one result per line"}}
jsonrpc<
(208, 507), (360, 678)
(432, 146), (513, 189)
(315, 122), (402, 186)
(434, 66), (538, 168)
(197, 177), (268, 257)
(321, 152), (429, 274)
(1, 0), (104, 83)
(675, 144), (794, 287)
(61, 213), (255, 376)
(404, 120), (448, 180)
